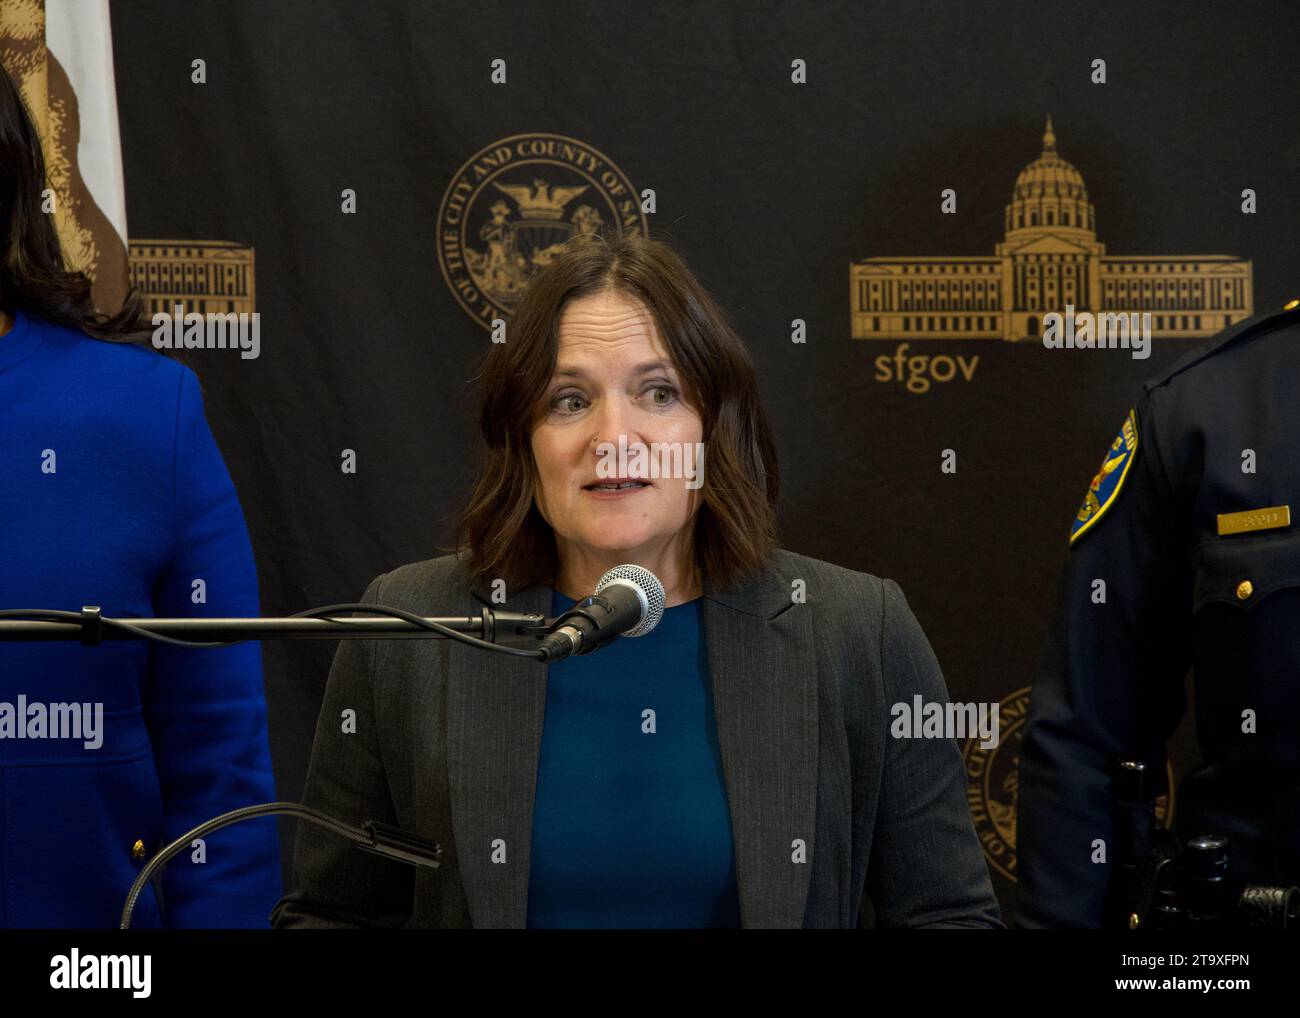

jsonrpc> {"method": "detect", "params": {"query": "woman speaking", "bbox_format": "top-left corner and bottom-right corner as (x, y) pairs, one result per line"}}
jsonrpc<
(274, 232), (1001, 928)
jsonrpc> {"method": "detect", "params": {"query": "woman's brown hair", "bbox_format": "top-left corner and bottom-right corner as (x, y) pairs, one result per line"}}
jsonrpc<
(452, 230), (779, 593)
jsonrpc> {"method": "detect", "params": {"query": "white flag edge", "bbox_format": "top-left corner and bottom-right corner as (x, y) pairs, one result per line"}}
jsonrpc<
(46, 0), (129, 246)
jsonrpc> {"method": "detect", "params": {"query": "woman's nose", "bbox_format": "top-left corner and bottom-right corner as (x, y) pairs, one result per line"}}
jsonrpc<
(590, 395), (637, 448)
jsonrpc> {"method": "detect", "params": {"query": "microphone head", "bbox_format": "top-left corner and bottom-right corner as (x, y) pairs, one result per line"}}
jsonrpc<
(594, 564), (665, 637)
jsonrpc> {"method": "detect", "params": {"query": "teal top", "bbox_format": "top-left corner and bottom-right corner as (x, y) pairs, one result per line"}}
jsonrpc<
(525, 589), (742, 927)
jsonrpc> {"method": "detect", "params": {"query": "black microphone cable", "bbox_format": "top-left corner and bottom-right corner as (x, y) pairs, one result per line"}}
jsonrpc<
(120, 801), (443, 929)
(0, 603), (545, 658)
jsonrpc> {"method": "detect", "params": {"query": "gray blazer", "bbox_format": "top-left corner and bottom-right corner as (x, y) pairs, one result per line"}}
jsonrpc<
(272, 547), (1003, 928)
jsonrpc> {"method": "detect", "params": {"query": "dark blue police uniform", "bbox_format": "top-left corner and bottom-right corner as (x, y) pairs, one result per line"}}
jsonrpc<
(1017, 299), (1300, 928)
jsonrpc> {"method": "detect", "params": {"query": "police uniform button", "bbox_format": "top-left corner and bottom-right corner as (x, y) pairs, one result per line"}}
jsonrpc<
(131, 839), (146, 863)
(1286, 299), (1300, 311)
(1236, 580), (1254, 600)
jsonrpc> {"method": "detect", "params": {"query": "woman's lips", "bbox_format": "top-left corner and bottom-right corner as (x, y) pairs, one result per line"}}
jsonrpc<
(582, 481), (652, 499)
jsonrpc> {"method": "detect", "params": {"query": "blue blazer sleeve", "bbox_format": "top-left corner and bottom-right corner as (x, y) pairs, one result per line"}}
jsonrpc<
(142, 365), (282, 927)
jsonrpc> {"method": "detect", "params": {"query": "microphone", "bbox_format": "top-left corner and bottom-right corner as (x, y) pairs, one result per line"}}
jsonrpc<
(538, 564), (665, 661)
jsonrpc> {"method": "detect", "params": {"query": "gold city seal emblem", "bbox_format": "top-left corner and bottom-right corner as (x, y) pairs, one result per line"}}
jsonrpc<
(437, 133), (647, 329)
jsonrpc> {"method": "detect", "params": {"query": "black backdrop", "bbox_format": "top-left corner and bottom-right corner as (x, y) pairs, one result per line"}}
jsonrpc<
(109, 0), (1300, 924)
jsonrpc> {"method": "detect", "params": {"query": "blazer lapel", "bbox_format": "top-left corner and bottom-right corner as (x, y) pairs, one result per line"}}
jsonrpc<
(449, 556), (818, 929)
(702, 563), (819, 928)
(447, 574), (550, 929)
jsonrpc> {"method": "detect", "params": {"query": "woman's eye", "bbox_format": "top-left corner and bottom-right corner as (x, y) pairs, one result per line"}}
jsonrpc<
(648, 385), (678, 406)
(552, 392), (587, 415)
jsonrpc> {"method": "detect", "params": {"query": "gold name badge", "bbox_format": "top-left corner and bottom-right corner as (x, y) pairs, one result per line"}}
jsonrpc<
(1217, 505), (1292, 536)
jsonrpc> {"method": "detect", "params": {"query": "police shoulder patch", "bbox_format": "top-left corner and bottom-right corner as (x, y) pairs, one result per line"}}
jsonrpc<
(1070, 409), (1139, 544)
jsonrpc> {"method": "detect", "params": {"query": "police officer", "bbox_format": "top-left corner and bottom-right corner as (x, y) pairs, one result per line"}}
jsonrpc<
(1017, 299), (1300, 928)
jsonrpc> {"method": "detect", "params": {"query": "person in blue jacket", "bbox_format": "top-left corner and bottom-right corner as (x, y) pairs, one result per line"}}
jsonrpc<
(0, 64), (281, 926)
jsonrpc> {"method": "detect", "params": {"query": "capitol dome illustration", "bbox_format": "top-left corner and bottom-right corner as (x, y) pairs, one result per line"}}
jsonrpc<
(1003, 116), (1096, 244)
(850, 117), (1252, 344)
